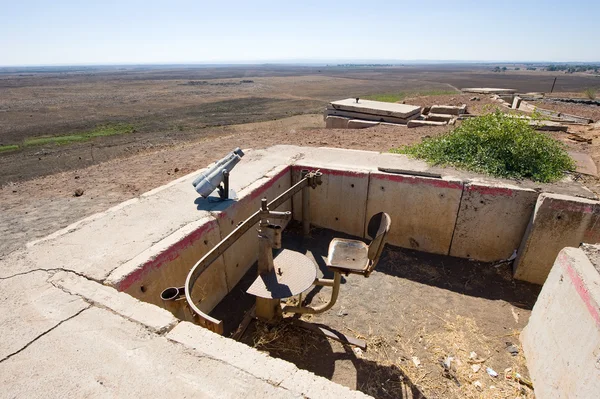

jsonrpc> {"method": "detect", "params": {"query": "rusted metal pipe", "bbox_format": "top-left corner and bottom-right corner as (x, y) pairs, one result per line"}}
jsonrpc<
(160, 286), (187, 320)
(282, 272), (341, 315)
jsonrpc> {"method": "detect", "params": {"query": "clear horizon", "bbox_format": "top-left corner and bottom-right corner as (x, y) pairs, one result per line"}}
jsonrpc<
(2, 0), (599, 66)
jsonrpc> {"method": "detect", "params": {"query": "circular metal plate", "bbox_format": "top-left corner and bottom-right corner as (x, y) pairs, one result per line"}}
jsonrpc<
(246, 249), (317, 299)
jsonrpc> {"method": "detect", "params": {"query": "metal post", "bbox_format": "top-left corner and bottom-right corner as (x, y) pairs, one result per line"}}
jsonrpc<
(550, 77), (557, 93)
(221, 170), (229, 200)
(301, 169), (310, 236)
(255, 198), (283, 322)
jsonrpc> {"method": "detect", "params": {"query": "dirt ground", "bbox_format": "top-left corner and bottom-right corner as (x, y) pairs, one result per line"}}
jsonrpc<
(230, 227), (540, 399)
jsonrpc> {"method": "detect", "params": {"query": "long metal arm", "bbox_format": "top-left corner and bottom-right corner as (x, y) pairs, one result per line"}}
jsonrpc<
(184, 170), (320, 333)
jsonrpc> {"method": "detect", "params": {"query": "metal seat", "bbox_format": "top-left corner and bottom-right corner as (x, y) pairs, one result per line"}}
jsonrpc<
(327, 212), (391, 277)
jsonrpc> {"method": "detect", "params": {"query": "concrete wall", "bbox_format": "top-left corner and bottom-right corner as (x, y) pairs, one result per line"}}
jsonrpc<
(292, 165), (370, 238)
(106, 217), (227, 315)
(449, 182), (538, 261)
(514, 193), (600, 284)
(366, 172), (463, 255)
(521, 247), (600, 399)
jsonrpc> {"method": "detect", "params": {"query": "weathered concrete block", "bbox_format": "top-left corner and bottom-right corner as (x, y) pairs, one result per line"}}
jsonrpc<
(366, 172), (464, 254)
(462, 88), (516, 94)
(50, 271), (178, 334)
(450, 182), (538, 261)
(329, 98), (420, 118)
(292, 165), (369, 238)
(325, 116), (349, 129)
(217, 166), (291, 290)
(326, 108), (417, 124)
(106, 216), (228, 315)
(347, 119), (380, 129)
(512, 96), (522, 109)
(521, 247), (600, 399)
(429, 104), (466, 115)
(514, 193), (600, 284)
(425, 113), (454, 122)
(407, 119), (447, 128)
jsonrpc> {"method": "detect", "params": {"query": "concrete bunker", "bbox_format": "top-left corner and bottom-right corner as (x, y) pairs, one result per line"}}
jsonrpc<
(102, 146), (600, 397)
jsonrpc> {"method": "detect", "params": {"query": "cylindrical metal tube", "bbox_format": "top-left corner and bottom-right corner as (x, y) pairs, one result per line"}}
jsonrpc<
(160, 286), (186, 320)
(301, 169), (310, 236)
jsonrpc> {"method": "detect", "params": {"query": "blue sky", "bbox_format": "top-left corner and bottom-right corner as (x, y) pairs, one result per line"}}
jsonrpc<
(1, 0), (598, 66)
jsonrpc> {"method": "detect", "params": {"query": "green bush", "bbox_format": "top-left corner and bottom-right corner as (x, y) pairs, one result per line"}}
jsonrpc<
(584, 88), (597, 100)
(392, 111), (575, 182)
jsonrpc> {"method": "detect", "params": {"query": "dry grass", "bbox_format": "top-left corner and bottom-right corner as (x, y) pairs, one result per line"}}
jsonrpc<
(392, 314), (534, 398)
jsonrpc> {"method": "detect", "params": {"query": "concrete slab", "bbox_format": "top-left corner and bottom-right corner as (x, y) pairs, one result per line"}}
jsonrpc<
(325, 108), (418, 124)
(514, 193), (600, 284)
(50, 271), (179, 334)
(0, 271), (88, 361)
(0, 306), (300, 398)
(569, 151), (598, 177)
(407, 119), (447, 128)
(462, 88), (517, 94)
(521, 247), (600, 399)
(512, 96), (522, 109)
(450, 182), (539, 262)
(325, 115), (349, 129)
(292, 164), (370, 238)
(347, 119), (380, 129)
(425, 113), (454, 122)
(531, 120), (568, 131)
(365, 172), (464, 254)
(429, 105), (466, 115)
(330, 98), (420, 118)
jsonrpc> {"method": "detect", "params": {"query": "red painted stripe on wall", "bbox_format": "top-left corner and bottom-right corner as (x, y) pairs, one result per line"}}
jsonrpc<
(559, 251), (600, 329)
(117, 219), (219, 291)
(467, 184), (515, 197)
(371, 172), (463, 190)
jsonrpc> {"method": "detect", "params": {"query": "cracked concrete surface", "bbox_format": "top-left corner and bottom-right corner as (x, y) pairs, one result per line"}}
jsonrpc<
(0, 307), (302, 398)
(0, 147), (370, 398)
(0, 270), (89, 361)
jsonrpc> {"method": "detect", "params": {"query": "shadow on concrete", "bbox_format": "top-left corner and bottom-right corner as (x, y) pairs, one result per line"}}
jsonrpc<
(194, 196), (238, 211)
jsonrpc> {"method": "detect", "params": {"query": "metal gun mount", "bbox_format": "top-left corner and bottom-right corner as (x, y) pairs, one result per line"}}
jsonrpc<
(161, 169), (322, 334)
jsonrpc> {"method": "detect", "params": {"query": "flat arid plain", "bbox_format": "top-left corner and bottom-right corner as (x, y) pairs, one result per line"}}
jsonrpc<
(1, 64), (599, 255)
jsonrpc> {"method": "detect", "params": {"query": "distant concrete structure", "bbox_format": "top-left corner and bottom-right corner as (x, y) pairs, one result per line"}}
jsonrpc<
(329, 98), (421, 119)
(462, 88), (517, 94)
